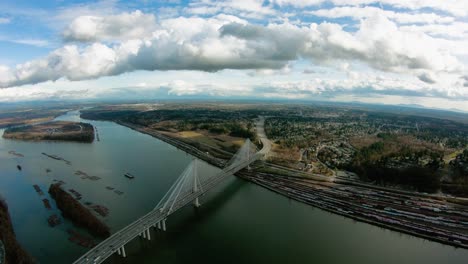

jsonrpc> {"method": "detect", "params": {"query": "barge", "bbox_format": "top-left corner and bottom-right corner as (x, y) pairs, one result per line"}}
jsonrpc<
(124, 172), (135, 179)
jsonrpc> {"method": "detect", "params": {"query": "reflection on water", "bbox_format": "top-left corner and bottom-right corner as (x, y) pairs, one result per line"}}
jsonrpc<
(0, 111), (467, 264)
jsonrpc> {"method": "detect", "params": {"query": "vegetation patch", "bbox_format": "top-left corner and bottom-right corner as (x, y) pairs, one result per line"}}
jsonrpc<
(3, 121), (94, 143)
(48, 184), (110, 238)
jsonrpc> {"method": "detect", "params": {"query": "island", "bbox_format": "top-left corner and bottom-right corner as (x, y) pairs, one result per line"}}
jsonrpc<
(48, 183), (110, 238)
(2, 121), (94, 143)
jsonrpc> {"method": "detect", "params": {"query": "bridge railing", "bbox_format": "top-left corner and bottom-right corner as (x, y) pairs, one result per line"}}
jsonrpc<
(73, 139), (264, 264)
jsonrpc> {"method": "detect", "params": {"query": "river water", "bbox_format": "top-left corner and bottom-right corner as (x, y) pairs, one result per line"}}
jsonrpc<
(0, 111), (467, 264)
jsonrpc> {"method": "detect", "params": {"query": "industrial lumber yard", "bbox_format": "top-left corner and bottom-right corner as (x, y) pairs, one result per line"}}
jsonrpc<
(240, 171), (468, 249)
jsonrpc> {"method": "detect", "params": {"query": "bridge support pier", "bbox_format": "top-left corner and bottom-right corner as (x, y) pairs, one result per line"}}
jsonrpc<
(146, 229), (151, 240)
(117, 246), (126, 258)
(72, 139), (264, 264)
(121, 246), (126, 258)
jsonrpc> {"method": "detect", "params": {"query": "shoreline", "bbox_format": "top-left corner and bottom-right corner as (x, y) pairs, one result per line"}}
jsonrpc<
(107, 120), (468, 251)
(117, 121), (226, 167)
(2, 121), (94, 143)
(0, 199), (35, 264)
(239, 171), (468, 250)
(48, 183), (110, 238)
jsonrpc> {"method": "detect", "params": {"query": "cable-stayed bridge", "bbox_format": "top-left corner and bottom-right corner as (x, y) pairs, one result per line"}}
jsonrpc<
(74, 138), (263, 264)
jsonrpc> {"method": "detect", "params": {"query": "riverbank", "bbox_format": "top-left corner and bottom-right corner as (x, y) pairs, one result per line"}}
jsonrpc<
(48, 184), (110, 238)
(0, 108), (69, 129)
(117, 121), (226, 167)
(114, 120), (468, 250)
(238, 171), (468, 249)
(0, 199), (35, 264)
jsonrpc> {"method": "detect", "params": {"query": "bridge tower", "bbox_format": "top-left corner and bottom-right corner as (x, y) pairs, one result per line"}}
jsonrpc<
(72, 138), (262, 264)
(247, 139), (252, 171)
(192, 159), (201, 207)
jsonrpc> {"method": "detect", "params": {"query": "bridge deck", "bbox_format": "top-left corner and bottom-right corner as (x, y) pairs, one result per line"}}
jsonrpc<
(74, 151), (262, 264)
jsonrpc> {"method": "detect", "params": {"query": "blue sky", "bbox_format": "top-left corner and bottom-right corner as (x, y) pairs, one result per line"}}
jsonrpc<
(0, 0), (468, 111)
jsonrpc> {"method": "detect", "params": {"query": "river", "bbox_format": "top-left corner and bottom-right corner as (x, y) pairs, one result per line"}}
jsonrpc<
(0, 110), (467, 264)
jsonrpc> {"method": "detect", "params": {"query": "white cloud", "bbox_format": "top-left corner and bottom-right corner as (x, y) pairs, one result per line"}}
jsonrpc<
(63, 10), (156, 42)
(186, 0), (276, 19)
(11, 39), (49, 47)
(52, 0), (120, 26)
(159, 79), (252, 96)
(221, 14), (462, 73)
(309, 6), (455, 24)
(0, 43), (117, 86)
(0, 13), (465, 89)
(0, 35), (50, 47)
(1, 4), (468, 113)
(272, 0), (468, 17)
(256, 73), (468, 100)
(0, 17), (10, 24)
(401, 22), (468, 39)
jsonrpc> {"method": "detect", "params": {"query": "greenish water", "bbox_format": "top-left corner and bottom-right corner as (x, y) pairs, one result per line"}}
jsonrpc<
(0, 111), (467, 264)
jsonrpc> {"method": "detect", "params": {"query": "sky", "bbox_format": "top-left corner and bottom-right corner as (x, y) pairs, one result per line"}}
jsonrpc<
(0, 0), (468, 111)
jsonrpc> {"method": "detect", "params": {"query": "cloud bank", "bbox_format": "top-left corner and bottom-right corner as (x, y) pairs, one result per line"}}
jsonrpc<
(1, 0), (468, 108)
(0, 12), (465, 90)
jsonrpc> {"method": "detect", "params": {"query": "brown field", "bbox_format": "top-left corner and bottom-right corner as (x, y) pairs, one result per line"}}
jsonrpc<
(168, 129), (245, 153)
(0, 108), (68, 128)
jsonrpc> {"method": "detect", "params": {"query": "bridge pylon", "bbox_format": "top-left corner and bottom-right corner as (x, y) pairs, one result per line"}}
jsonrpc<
(192, 159), (202, 208)
(155, 158), (205, 215)
(72, 138), (262, 264)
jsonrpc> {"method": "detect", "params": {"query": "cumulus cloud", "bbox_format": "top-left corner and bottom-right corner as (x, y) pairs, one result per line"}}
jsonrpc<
(401, 22), (468, 39)
(186, 0), (276, 19)
(1, 15), (279, 87)
(63, 10), (157, 42)
(0, 43), (121, 87)
(417, 72), (436, 84)
(161, 80), (251, 96)
(2, 0), (468, 111)
(462, 75), (468, 87)
(272, 0), (468, 17)
(309, 6), (454, 24)
(148, 73), (468, 100)
(221, 15), (461, 73)
(0, 11), (465, 93)
(255, 75), (468, 99)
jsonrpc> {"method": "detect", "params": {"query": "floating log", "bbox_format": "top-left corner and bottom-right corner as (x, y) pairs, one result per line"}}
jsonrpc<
(47, 214), (61, 227)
